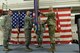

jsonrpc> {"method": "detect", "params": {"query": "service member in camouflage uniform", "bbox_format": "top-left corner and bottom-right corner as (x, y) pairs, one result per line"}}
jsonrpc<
(36, 13), (45, 48)
(24, 11), (33, 52)
(40, 7), (56, 51)
(2, 10), (13, 51)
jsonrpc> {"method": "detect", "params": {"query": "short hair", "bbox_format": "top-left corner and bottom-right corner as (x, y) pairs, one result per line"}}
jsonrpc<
(26, 11), (30, 14)
(8, 9), (12, 12)
(26, 11), (30, 12)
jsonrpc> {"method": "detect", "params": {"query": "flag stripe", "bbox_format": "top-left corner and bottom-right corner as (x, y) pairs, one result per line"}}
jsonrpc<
(60, 30), (71, 32)
(60, 35), (72, 38)
(60, 24), (71, 27)
(58, 14), (71, 17)
(59, 16), (71, 19)
(58, 11), (71, 14)
(60, 32), (72, 35)
(59, 19), (71, 22)
(60, 22), (71, 25)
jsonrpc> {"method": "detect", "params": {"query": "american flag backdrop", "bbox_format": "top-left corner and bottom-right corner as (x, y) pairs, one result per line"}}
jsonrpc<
(10, 8), (72, 44)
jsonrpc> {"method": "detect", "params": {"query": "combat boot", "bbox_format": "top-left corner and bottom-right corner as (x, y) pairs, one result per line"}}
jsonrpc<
(25, 47), (33, 52)
(36, 43), (43, 48)
(3, 47), (12, 51)
(48, 47), (55, 52)
(36, 45), (43, 48)
(48, 43), (56, 52)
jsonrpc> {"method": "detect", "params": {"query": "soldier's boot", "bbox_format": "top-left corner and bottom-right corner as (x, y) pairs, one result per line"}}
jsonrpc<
(25, 47), (33, 52)
(36, 43), (43, 48)
(37, 45), (43, 48)
(48, 46), (55, 52)
(36, 38), (43, 48)
(3, 47), (12, 51)
(48, 43), (55, 52)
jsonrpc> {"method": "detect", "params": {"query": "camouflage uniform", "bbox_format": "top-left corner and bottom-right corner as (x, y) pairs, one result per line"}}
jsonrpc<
(24, 15), (33, 48)
(2, 15), (12, 49)
(36, 16), (45, 47)
(41, 12), (56, 50)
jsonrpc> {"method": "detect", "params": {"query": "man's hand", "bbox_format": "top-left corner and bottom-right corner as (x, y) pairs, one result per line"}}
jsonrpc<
(38, 10), (42, 14)
(38, 10), (40, 13)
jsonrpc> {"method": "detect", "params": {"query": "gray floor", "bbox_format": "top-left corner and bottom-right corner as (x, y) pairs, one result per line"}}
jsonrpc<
(0, 44), (79, 53)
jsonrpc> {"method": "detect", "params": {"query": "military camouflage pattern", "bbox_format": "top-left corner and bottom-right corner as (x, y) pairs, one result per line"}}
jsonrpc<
(24, 15), (33, 47)
(41, 12), (56, 49)
(35, 16), (45, 47)
(2, 15), (12, 48)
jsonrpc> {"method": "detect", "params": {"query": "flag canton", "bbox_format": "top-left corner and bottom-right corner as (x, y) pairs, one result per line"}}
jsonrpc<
(12, 10), (32, 28)
(12, 10), (40, 32)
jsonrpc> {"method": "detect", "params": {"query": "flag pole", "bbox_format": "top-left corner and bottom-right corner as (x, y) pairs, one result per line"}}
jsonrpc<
(34, 0), (39, 31)
(34, 0), (39, 22)
(77, 17), (80, 53)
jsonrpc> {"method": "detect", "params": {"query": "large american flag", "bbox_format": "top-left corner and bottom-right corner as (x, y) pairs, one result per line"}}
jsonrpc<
(10, 8), (72, 44)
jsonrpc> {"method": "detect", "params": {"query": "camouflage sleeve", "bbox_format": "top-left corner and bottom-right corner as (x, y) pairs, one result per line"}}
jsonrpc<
(54, 12), (56, 20)
(40, 12), (48, 17)
(24, 16), (30, 29)
(54, 12), (56, 23)
(26, 16), (32, 21)
(2, 15), (7, 28)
